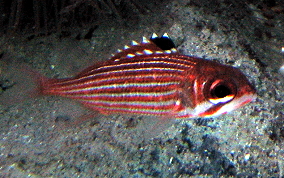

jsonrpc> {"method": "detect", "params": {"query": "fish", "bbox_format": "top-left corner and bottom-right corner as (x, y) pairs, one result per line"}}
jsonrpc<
(36, 33), (256, 119)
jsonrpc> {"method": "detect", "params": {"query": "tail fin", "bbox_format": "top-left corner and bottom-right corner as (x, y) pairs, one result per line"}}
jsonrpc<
(0, 57), (47, 107)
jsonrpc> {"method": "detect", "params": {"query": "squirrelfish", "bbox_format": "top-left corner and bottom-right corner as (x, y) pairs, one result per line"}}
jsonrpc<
(41, 33), (256, 118)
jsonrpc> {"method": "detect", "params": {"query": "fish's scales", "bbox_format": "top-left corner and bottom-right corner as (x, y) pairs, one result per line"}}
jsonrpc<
(43, 55), (196, 115)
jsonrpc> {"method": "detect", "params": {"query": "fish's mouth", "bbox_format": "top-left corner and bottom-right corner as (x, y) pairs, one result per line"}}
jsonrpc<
(234, 93), (257, 109)
(192, 93), (257, 118)
(218, 93), (257, 116)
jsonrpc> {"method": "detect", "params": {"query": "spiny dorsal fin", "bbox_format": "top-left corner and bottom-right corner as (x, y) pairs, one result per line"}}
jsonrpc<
(150, 33), (176, 50)
(76, 34), (178, 77)
(110, 34), (178, 62)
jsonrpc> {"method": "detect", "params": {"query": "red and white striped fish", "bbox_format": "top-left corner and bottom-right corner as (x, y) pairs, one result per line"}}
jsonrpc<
(41, 33), (256, 119)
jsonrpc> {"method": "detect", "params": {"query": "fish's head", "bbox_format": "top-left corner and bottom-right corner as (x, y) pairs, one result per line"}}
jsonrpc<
(185, 60), (256, 118)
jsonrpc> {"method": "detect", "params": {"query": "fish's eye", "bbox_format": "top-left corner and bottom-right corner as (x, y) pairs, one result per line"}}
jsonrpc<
(208, 80), (236, 104)
(212, 85), (231, 98)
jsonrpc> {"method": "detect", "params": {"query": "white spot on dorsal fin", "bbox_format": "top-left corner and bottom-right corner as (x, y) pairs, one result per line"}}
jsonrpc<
(131, 40), (139, 46)
(142, 36), (150, 44)
(151, 33), (158, 39)
(171, 48), (177, 53)
(155, 51), (163, 54)
(124, 45), (130, 49)
(164, 50), (172, 54)
(162, 33), (170, 38)
(117, 49), (122, 53)
(136, 51), (143, 55)
(143, 49), (153, 55)
(114, 59), (120, 62)
(126, 53), (135, 58)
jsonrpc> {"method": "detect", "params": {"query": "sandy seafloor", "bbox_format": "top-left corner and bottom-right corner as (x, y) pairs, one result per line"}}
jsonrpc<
(0, 0), (284, 177)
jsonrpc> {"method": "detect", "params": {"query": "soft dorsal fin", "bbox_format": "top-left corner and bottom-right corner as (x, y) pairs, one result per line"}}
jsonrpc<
(110, 33), (178, 62)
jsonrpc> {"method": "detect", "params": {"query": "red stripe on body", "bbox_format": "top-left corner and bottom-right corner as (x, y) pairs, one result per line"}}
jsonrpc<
(75, 55), (196, 78)
(46, 74), (181, 93)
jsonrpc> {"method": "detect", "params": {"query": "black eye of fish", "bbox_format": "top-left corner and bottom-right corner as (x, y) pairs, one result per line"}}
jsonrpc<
(211, 85), (232, 98)
(207, 80), (236, 104)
